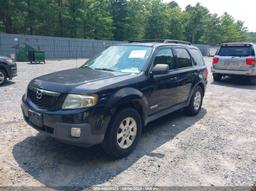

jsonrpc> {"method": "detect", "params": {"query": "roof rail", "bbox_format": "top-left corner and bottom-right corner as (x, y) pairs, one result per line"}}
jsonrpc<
(163, 39), (191, 45)
(129, 39), (164, 43)
(129, 39), (192, 45)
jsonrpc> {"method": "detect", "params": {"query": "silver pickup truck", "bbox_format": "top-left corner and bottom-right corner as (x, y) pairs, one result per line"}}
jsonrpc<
(212, 42), (256, 83)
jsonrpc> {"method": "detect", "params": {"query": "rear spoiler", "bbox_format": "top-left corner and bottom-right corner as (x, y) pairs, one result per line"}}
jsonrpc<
(221, 43), (253, 47)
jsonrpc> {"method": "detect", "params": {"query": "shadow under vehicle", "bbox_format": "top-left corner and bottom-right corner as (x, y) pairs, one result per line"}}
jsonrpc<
(13, 109), (206, 188)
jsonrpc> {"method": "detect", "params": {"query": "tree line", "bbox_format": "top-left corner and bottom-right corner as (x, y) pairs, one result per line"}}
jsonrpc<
(0, 0), (254, 45)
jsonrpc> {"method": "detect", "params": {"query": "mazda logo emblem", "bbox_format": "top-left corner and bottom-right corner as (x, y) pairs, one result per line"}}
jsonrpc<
(36, 89), (43, 100)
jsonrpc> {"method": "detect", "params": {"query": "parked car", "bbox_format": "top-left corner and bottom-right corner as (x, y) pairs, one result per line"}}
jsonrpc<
(212, 42), (256, 83)
(21, 40), (208, 158)
(0, 56), (17, 86)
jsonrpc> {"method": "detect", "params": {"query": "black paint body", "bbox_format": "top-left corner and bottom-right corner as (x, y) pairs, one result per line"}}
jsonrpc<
(21, 43), (207, 147)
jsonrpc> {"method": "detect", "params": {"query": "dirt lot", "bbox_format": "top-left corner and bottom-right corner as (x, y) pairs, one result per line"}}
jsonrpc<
(0, 58), (255, 188)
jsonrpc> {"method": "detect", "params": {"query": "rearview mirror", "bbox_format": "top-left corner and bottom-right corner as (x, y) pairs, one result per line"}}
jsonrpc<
(151, 64), (169, 75)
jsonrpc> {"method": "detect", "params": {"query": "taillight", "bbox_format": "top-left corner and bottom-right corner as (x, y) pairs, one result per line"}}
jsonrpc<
(246, 57), (256, 65)
(212, 57), (219, 64)
(203, 68), (208, 79)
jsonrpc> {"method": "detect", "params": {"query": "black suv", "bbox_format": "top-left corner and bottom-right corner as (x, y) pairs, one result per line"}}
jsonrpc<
(21, 40), (208, 158)
(0, 56), (17, 86)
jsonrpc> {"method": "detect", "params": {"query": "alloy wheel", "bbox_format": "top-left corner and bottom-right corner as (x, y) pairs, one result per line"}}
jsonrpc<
(0, 71), (5, 85)
(193, 91), (202, 111)
(117, 117), (137, 149)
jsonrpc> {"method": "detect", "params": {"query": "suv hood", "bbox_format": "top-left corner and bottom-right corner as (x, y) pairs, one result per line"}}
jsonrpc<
(30, 68), (132, 93)
(0, 56), (12, 63)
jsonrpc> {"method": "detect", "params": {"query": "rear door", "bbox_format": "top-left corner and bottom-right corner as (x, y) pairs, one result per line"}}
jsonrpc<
(216, 45), (255, 71)
(173, 47), (195, 104)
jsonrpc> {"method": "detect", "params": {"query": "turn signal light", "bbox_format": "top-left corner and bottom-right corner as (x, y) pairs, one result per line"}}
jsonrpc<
(246, 58), (256, 65)
(212, 57), (219, 64)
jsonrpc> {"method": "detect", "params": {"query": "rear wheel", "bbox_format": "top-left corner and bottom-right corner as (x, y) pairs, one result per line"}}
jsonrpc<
(213, 73), (222, 81)
(185, 86), (203, 116)
(102, 108), (142, 158)
(0, 69), (7, 86)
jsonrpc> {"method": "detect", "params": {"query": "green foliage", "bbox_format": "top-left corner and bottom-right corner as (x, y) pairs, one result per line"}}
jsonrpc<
(248, 32), (256, 42)
(168, 1), (179, 9)
(167, 6), (186, 40)
(82, 0), (113, 39)
(184, 3), (210, 43)
(0, 0), (252, 44)
(123, 0), (149, 40)
(200, 14), (222, 45)
(145, 0), (169, 39)
(218, 13), (244, 43)
(110, 0), (128, 40)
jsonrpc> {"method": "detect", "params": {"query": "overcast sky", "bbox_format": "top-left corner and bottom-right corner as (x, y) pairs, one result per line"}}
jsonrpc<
(163, 0), (255, 32)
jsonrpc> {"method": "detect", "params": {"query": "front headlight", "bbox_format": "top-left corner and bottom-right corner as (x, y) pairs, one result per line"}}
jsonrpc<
(62, 94), (98, 109)
(5, 58), (13, 64)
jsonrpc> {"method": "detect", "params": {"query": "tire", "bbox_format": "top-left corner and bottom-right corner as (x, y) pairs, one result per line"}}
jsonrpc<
(185, 86), (203, 116)
(102, 108), (142, 158)
(213, 73), (222, 81)
(0, 69), (7, 86)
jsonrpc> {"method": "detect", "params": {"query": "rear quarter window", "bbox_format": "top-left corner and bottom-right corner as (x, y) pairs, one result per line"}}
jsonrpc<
(190, 49), (205, 66)
(217, 46), (255, 57)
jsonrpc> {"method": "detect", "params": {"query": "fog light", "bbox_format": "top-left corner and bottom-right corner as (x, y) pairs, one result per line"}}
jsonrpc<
(71, 128), (81, 138)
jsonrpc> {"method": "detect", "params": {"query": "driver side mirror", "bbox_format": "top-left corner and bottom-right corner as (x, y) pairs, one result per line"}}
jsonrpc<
(151, 64), (169, 75)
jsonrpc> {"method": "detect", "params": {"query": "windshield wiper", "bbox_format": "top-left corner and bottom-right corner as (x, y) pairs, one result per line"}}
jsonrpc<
(94, 68), (116, 72)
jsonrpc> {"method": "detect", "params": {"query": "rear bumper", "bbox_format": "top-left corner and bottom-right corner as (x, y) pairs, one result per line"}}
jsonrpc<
(21, 98), (108, 147)
(212, 67), (256, 76)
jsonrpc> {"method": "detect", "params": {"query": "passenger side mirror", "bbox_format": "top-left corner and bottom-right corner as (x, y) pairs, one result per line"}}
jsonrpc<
(151, 64), (169, 75)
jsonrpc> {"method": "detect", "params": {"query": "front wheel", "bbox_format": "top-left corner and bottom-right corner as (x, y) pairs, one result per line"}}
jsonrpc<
(0, 69), (7, 86)
(102, 108), (142, 158)
(185, 86), (203, 116)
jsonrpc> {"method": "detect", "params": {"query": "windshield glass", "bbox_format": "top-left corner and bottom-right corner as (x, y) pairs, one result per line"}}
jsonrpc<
(82, 45), (152, 74)
(218, 46), (254, 57)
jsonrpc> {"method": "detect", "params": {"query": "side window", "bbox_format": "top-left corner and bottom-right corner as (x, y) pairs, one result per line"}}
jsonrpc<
(153, 48), (175, 70)
(175, 48), (193, 68)
(190, 49), (205, 66)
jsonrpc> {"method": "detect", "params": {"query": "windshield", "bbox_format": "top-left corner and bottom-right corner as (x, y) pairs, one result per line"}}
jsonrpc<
(82, 45), (152, 74)
(218, 46), (255, 57)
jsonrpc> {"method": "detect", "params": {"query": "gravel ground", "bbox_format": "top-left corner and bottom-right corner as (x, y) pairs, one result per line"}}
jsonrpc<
(0, 58), (255, 188)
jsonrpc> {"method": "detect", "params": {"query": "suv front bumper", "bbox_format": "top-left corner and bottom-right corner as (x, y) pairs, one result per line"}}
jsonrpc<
(21, 98), (107, 147)
(212, 67), (256, 76)
(8, 62), (17, 79)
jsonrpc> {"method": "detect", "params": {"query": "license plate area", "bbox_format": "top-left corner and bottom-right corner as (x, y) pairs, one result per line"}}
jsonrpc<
(28, 109), (43, 128)
(223, 60), (231, 66)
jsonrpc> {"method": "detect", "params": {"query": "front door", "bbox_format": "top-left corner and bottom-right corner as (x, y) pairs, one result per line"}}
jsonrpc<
(146, 48), (180, 115)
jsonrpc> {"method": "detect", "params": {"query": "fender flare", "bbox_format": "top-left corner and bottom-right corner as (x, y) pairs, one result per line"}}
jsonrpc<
(187, 81), (206, 104)
(0, 63), (11, 78)
(108, 87), (149, 121)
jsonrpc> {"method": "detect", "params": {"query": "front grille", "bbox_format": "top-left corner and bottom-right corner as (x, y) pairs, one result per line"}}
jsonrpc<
(27, 87), (65, 110)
